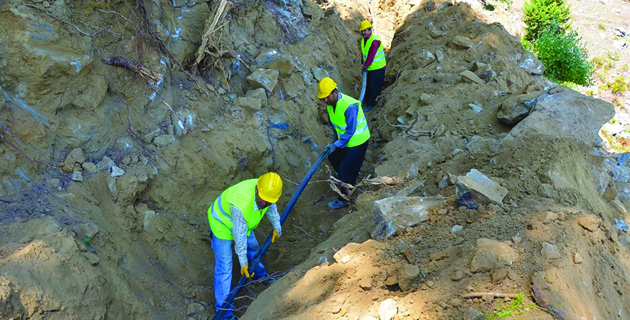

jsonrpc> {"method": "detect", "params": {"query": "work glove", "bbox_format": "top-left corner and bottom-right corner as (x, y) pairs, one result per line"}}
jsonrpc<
(324, 143), (337, 153)
(241, 264), (254, 279)
(271, 230), (280, 243)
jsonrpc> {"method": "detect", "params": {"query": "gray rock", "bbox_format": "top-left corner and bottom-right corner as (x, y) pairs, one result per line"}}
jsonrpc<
(371, 197), (444, 240)
(451, 225), (463, 234)
(457, 169), (508, 205)
(419, 93), (433, 105)
(82, 162), (98, 174)
(425, 0), (436, 11)
(497, 91), (541, 125)
(153, 135), (176, 147)
(254, 48), (282, 66)
(518, 51), (545, 75)
(399, 263), (420, 291)
(460, 70), (485, 84)
(464, 306), (485, 320)
(111, 166), (125, 177)
(502, 86), (614, 147)
(451, 35), (474, 49)
(412, 50), (435, 69)
(310, 67), (329, 82)
(541, 242), (561, 259)
(247, 68), (279, 94)
(71, 170), (83, 182)
(611, 163), (630, 182)
(435, 49), (444, 62)
(97, 156), (115, 171)
(186, 303), (204, 316)
(171, 109), (195, 137)
(142, 128), (161, 144)
(68, 148), (86, 164)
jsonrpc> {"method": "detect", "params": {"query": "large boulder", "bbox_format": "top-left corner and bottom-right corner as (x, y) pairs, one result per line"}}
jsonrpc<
(503, 86), (614, 147)
(371, 197), (444, 240)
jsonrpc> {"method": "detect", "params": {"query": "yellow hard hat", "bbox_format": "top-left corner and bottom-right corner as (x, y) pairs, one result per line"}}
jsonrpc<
(317, 77), (337, 99)
(359, 20), (372, 31)
(257, 172), (282, 203)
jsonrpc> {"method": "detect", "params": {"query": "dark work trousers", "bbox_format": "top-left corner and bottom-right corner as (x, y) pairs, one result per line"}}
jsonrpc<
(362, 67), (385, 109)
(327, 140), (369, 186)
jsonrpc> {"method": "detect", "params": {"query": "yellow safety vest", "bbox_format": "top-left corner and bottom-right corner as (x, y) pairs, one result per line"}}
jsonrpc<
(327, 93), (370, 148)
(207, 179), (269, 240)
(361, 33), (386, 71)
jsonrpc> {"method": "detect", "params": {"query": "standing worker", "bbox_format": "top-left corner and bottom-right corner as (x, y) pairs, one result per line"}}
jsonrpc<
(359, 20), (386, 112)
(317, 77), (370, 209)
(207, 172), (283, 320)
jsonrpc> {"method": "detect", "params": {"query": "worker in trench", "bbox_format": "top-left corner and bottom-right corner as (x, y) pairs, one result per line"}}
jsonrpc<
(359, 20), (387, 112)
(207, 172), (283, 320)
(317, 77), (370, 209)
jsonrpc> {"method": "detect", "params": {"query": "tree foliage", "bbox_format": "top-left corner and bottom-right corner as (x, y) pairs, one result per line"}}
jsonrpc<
(522, 0), (571, 42)
(531, 21), (593, 86)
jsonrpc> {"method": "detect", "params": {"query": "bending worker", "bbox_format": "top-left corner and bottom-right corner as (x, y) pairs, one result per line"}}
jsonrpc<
(207, 172), (283, 320)
(317, 77), (370, 209)
(359, 20), (387, 112)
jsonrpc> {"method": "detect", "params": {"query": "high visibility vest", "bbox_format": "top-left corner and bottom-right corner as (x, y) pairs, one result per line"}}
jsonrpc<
(327, 93), (370, 148)
(207, 179), (269, 240)
(361, 33), (386, 71)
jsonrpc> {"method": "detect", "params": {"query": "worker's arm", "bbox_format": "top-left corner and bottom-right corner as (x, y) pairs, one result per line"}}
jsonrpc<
(230, 204), (249, 269)
(265, 203), (282, 236)
(362, 40), (381, 70)
(333, 104), (358, 149)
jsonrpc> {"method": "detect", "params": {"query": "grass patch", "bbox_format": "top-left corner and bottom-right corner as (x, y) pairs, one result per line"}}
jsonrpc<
(487, 293), (538, 319)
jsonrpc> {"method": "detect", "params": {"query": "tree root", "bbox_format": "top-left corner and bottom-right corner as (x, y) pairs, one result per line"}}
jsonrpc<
(462, 292), (518, 299)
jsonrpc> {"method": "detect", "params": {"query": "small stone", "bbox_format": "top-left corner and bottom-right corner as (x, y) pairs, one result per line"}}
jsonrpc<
(438, 208), (448, 215)
(111, 166), (125, 177)
(359, 277), (372, 290)
(426, 281), (435, 288)
(450, 225), (463, 234)
(573, 252), (583, 264)
(451, 270), (464, 281)
(541, 242), (561, 259)
(491, 269), (509, 283)
(450, 298), (462, 307)
(82, 162), (98, 174)
(512, 234), (522, 244)
(186, 303), (204, 316)
(543, 212), (558, 224)
(577, 215), (600, 232)
(71, 170), (83, 182)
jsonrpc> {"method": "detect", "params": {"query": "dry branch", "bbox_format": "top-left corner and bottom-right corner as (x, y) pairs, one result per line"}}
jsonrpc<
(383, 114), (431, 138)
(104, 56), (161, 82)
(25, 4), (111, 38)
(462, 292), (518, 299)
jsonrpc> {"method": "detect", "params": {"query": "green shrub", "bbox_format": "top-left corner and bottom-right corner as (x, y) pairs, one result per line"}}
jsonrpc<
(523, 0), (571, 42)
(532, 21), (593, 86)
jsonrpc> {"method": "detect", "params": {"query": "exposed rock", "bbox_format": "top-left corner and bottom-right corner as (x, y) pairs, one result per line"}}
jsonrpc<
(456, 169), (508, 205)
(573, 252), (583, 264)
(451, 35), (474, 48)
(153, 135), (176, 147)
(497, 91), (541, 125)
(399, 263), (420, 291)
(541, 242), (561, 259)
(412, 50), (435, 69)
(518, 51), (545, 75)
(371, 197), (444, 240)
(491, 269), (509, 283)
(425, 0), (436, 11)
(111, 166), (125, 177)
(503, 86), (614, 146)
(247, 68), (279, 94)
(460, 70), (485, 84)
(464, 307), (485, 320)
(71, 170), (83, 182)
(310, 67), (329, 82)
(82, 162), (98, 174)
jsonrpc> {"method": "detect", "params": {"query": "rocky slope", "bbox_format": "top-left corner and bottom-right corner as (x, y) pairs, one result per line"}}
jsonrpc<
(1, 0), (629, 319)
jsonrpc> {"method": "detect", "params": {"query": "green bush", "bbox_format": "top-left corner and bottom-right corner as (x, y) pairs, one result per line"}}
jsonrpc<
(532, 22), (593, 86)
(523, 0), (571, 42)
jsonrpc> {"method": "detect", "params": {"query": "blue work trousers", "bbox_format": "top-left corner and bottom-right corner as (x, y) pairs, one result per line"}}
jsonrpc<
(212, 231), (266, 318)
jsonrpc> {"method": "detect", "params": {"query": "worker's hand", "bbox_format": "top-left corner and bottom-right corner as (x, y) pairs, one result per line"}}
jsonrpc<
(241, 264), (254, 279)
(324, 143), (337, 153)
(271, 229), (280, 243)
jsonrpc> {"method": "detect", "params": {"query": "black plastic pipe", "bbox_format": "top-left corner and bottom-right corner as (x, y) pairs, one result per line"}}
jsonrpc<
(212, 147), (332, 320)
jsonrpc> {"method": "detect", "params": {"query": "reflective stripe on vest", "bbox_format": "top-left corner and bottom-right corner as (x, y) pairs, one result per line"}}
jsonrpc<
(327, 93), (370, 148)
(207, 179), (268, 240)
(361, 34), (386, 71)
